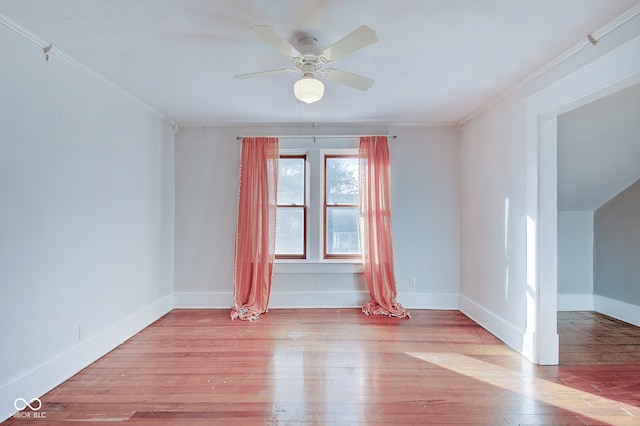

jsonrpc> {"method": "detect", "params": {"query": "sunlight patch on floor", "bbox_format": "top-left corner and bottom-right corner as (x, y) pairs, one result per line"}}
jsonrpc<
(406, 352), (638, 424)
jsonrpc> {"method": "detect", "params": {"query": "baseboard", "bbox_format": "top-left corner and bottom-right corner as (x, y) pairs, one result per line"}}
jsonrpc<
(174, 290), (368, 309)
(458, 295), (524, 355)
(269, 291), (370, 308)
(173, 291), (234, 308)
(398, 292), (459, 310)
(174, 291), (459, 310)
(557, 293), (594, 311)
(0, 294), (173, 421)
(594, 294), (640, 327)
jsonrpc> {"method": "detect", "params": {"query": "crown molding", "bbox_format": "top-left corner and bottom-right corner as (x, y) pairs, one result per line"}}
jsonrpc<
(176, 120), (458, 129)
(0, 13), (176, 127)
(458, 3), (640, 126)
(592, 3), (640, 39)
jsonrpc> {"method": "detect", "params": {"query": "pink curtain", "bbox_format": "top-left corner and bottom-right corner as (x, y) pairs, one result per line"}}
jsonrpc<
(359, 136), (410, 318)
(230, 137), (279, 321)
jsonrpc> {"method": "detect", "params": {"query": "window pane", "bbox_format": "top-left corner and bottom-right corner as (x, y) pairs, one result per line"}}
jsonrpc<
(326, 207), (361, 255)
(278, 157), (304, 205)
(275, 207), (304, 255)
(326, 157), (359, 204)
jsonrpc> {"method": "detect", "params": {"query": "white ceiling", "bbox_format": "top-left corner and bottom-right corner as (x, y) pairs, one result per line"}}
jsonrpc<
(1, 0), (638, 125)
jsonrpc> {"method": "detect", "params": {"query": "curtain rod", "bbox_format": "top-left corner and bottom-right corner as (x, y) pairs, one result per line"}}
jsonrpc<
(235, 134), (397, 141)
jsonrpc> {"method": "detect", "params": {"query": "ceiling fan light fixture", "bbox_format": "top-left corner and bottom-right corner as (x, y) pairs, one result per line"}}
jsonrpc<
(293, 73), (324, 104)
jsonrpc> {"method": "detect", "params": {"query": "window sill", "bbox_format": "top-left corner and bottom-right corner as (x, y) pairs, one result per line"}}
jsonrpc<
(273, 260), (363, 274)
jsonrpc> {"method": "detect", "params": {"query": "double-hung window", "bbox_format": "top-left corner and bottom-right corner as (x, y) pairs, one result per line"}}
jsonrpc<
(275, 155), (306, 259)
(275, 147), (361, 261)
(324, 155), (361, 259)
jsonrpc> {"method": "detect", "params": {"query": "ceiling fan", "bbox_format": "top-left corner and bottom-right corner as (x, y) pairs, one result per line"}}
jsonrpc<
(234, 25), (377, 103)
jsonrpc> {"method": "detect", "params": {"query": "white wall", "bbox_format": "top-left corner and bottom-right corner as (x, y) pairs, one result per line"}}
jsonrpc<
(557, 211), (594, 310)
(594, 180), (640, 305)
(459, 94), (528, 346)
(556, 82), (640, 212)
(173, 124), (460, 309)
(0, 21), (174, 417)
(391, 126), (460, 308)
(459, 13), (640, 360)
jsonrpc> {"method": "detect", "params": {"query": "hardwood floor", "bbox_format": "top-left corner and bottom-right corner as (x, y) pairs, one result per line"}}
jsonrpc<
(4, 309), (640, 425)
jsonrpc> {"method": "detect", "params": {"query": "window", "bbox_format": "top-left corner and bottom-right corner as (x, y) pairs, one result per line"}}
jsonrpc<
(324, 155), (361, 259)
(275, 155), (306, 259)
(275, 147), (361, 262)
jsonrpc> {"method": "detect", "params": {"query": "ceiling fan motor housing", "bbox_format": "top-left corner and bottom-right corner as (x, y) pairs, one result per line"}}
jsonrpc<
(293, 37), (324, 73)
(293, 55), (322, 73)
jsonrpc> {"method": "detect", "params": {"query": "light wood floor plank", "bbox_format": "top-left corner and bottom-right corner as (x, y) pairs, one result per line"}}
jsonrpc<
(4, 309), (640, 425)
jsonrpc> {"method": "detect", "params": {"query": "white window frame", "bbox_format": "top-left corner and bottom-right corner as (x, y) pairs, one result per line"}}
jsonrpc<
(275, 154), (308, 260)
(274, 140), (362, 273)
(320, 149), (360, 260)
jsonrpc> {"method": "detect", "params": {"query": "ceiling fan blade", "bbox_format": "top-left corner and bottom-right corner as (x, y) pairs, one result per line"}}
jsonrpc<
(251, 25), (301, 58)
(320, 25), (377, 63)
(323, 68), (374, 91)
(234, 68), (296, 79)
